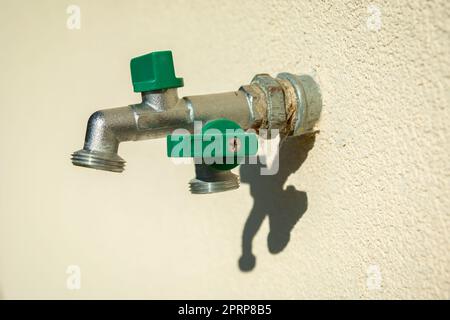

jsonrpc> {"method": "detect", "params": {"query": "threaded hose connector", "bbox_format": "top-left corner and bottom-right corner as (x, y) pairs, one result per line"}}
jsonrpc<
(71, 149), (125, 173)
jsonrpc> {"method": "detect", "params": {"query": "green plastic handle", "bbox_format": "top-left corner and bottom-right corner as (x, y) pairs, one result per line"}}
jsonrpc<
(130, 51), (184, 92)
(167, 119), (258, 171)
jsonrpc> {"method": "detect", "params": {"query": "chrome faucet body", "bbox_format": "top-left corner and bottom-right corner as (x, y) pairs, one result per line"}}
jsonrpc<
(71, 51), (322, 193)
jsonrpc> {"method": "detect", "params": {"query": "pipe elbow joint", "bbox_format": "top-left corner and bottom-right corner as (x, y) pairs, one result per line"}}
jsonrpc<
(71, 110), (126, 173)
(84, 110), (119, 153)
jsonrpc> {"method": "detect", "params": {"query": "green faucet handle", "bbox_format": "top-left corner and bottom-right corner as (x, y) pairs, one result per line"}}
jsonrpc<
(166, 119), (258, 171)
(130, 50), (184, 92)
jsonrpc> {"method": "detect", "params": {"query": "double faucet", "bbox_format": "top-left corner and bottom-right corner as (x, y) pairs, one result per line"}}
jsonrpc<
(71, 51), (322, 194)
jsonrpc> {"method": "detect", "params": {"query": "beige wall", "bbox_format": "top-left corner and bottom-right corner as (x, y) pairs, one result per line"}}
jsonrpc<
(0, 0), (449, 299)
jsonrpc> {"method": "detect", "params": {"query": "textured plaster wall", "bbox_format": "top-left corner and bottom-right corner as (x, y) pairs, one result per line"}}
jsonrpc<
(0, 0), (449, 299)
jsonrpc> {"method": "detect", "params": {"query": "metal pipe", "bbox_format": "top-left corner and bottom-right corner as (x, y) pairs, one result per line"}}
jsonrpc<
(71, 73), (322, 174)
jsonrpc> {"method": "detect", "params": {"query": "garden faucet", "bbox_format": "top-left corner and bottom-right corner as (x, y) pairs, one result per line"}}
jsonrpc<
(71, 51), (322, 193)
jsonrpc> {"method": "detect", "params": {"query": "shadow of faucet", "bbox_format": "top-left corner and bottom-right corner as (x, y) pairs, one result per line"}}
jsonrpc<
(238, 134), (316, 271)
